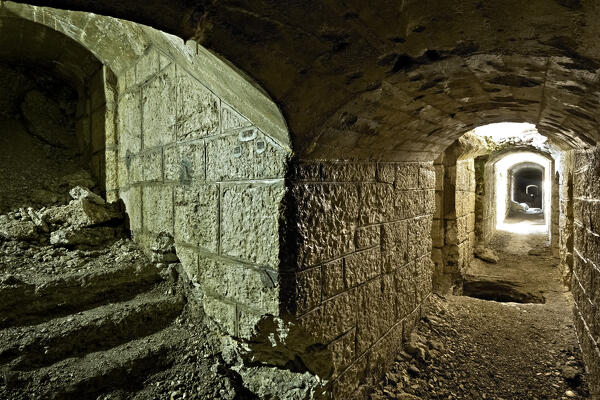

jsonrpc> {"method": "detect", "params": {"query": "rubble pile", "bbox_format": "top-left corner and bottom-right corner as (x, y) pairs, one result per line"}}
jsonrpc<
(0, 185), (126, 249)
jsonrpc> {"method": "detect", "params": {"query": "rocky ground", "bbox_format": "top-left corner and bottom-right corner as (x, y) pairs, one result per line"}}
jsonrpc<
(0, 179), (254, 399)
(0, 62), (88, 215)
(372, 222), (590, 400)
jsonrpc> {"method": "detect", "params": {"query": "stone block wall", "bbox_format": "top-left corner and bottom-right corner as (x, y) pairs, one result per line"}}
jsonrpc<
(572, 148), (600, 398)
(559, 151), (575, 286)
(115, 45), (289, 336)
(551, 170), (561, 258)
(432, 151), (476, 293)
(431, 156), (445, 289)
(74, 66), (116, 196)
(474, 156), (495, 246)
(452, 159), (476, 272)
(289, 161), (435, 397)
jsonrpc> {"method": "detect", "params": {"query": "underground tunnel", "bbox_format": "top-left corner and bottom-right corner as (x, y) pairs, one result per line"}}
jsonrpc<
(0, 1), (600, 399)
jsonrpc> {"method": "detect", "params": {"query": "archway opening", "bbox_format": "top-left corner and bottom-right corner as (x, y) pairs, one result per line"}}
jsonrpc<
(0, 12), (108, 213)
(495, 153), (553, 236)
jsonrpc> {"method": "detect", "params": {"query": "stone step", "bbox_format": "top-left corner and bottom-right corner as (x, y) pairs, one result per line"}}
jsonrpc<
(0, 260), (162, 328)
(3, 325), (189, 400)
(0, 285), (185, 371)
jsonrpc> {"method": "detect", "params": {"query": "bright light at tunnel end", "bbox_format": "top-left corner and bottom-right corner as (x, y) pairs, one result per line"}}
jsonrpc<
(495, 152), (552, 236)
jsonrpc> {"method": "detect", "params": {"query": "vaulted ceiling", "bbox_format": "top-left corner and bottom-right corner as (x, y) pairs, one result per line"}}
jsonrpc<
(12, 0), (600, 160)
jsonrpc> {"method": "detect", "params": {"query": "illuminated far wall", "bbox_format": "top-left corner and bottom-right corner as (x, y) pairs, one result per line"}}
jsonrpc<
(494, 152), (552, 235)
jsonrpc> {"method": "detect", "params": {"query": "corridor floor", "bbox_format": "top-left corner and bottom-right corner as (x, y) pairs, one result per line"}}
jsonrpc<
(372, 227), (590, 399)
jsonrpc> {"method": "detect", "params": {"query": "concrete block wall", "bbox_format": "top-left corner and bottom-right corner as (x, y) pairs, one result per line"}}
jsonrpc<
(115, 45), (289, 337)
(289, 161), (435, 397)
(572, 148), (600, 398)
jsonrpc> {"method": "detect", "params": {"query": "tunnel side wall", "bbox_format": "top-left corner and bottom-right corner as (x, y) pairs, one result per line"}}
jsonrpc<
(559, 151), (575, 286)
(75, 66), (113, 195)
(432, 155), (445, 289)
(453, 159), (476, 275)
(475, 156), (496, 246)
(432, 153), (476, 294)
(572, 148), (600, 397)
(291, 160), (435, 397)
(116, 45), (289, 337)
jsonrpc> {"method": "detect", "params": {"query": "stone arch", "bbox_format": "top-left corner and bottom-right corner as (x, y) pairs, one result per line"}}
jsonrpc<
(476, 149), (556, 245)
(0, 8), (110, 215)
(4, 1), (600, 397)
(1, 1), (293, 345)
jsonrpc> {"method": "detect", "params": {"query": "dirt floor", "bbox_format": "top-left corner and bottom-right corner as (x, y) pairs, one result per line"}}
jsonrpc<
(372, 217), (590, 400)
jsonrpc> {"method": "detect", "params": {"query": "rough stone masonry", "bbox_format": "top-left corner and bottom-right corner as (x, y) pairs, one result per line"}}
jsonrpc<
(4, 0), (600, 397)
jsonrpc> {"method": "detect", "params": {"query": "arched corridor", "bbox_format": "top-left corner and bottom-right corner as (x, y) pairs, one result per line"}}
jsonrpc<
(0, 1), (599, 399)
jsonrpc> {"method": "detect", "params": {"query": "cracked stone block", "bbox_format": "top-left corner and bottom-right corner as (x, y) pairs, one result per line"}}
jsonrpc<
(221, 183), (284, 267)
(419, 164), (436, 189)
(126, 155), (143, 185)
(176, 245), (199, 281)
(199, 255), (278, 312)
(206, 132), (287, 181)
(415, 256), (433, 302)
(355, 224), (380, 249)
(356, 279), (384, 353)
(332, 356), (366, 399)
(173, 185), (218, 251)
(297, 307), (325, 343)
(142, 65), (176, 148)
(394, 262), (417, 320)
(407, 216), (432, 261)
(358, 183), (394, 225)
(176, 69), (219, 141)
(293, 162), (321, 181)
